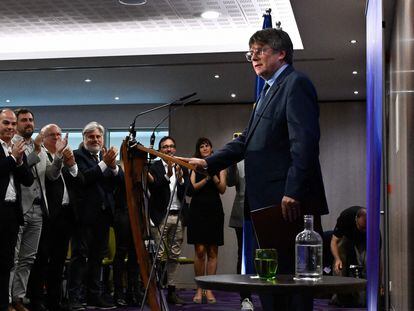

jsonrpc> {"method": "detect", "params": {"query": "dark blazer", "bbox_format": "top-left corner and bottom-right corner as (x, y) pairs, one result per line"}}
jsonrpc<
(0, 146), (34, 224)
(73, 146), (120, 224)
(206, 65), (328, 215)
(45, 154), (84, 222)
(148, 160), (189, 226)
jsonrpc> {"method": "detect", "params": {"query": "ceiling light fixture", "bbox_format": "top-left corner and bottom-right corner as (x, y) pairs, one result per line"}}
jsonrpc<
(231, 93), (236, 98)
(114, 96), (120, 100)
(352, 71), (358, 75)
(214, 74), (220, 79)
(118, 0), (147, 5)
(354, 91), (359, 95)
(201, 11), (220, 19)
(5, 99), (10, 103)
(84, 78), (92, 83)
(350, 39), (357, 44)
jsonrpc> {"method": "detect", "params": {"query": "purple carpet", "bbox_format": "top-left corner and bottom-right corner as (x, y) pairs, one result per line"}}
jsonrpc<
(87, 289), (367, 311)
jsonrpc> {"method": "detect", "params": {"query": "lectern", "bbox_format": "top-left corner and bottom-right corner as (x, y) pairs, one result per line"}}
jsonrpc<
(121, 137), (196, 311)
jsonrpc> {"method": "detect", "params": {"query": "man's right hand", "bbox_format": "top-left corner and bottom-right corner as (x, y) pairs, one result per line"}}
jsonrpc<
(11, 140), (26, 164)
(33, 133), (43, 154)
(333, 258), (343, 274)
(181, 157), (207, 171)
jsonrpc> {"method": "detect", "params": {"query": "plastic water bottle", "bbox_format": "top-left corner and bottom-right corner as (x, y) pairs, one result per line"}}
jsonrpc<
(294, 215), (323, 280)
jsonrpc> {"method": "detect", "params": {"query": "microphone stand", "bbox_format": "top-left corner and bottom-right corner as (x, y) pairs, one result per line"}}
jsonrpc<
(129, 92), (197, 141)
(148, 98), (200, 156)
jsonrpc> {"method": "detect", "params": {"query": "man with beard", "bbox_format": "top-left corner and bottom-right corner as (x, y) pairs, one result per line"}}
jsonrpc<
(147, 136), (188, 305)
(0, 109), (33, 311)
(10, 109), (66, 311)
(67, 122), (118, 310)
(28, 124), (84, 311)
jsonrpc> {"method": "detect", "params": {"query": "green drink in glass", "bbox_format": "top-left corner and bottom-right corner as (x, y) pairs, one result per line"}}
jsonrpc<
(254, 248), (278, 280)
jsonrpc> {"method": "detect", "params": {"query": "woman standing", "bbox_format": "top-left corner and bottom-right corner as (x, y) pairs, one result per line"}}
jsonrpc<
(187, 137), (226, 304)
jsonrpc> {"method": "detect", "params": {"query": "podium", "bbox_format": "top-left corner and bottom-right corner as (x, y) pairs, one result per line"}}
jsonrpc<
(121, 137), (196, 311)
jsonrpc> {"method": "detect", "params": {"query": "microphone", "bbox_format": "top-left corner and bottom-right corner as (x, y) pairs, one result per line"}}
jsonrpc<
(148, 98), (200, 152)
(129, 92), (197, 140)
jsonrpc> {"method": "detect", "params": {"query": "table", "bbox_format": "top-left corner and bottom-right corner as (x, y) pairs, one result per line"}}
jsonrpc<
(195, 274), (366, 296)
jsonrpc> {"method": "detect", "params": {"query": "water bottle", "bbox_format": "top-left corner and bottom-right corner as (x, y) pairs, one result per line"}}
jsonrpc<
(294, 215), (323, 280)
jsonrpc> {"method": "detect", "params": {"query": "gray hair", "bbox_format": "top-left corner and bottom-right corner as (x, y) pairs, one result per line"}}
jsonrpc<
(82, 121), (104, 137)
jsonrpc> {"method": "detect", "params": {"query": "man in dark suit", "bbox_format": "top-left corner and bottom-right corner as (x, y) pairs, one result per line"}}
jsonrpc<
(0, 109), (34, 311)
(147, 136), (188, 305)
(67, 121), (118, 311)
(28, 124), (84, 311)
(189, 29), (328, 310)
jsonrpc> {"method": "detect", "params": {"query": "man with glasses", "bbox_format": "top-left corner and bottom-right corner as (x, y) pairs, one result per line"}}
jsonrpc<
(188, 28), (328, 311)
(148, 136), (188, 305)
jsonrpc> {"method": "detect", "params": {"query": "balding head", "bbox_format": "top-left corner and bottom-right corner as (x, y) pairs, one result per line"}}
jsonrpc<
(0, 109), (17, 143)
(41, 123), (62, 153)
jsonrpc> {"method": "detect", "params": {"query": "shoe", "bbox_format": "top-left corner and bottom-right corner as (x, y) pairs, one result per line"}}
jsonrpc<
(166, 292), (185, 305)
(31, 302), (49, 311)
(68, 300), (86, 311)
(86, 297), (116, 310)
(192, 295), (202, 304)
(205, 290), (216, 304)
(114, 297), (128, 307)
(12, 299), (29, 311)
(241, 298), (254, 311)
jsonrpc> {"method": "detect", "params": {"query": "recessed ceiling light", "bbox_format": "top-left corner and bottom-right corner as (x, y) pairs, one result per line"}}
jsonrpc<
(114, 96), (120, 100)
(352, 71), (358, 75)
(354, 91), (359, 95)
(84, 78), (92, 83)
(350, 39), (357, 44)
(201, 11), (220, 19)
(5, 99), (10, 103)
(118, 0), (147, 5)
(231, 93), (236, 98)
(214, 74), (220, 79)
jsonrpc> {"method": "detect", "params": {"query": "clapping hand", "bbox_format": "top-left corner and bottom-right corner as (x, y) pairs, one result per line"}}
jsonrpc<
(33, 133), (43, 154)
(11, 140), (26, 165)
(62, 147), (76, 167)
(102, 146), (118, 169)
(56, 133), (68, 155)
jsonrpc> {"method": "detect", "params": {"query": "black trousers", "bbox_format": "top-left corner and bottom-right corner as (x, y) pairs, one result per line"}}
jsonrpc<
(28, 205), (75, 307)
(67, 210), (111, 301)
(112, 209), (139, 295)
(0, 203), (19, 311)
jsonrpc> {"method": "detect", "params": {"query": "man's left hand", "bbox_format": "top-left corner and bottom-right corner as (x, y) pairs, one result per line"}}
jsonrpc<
(281, 195), (301, 222)
(56, 133), (68, 155)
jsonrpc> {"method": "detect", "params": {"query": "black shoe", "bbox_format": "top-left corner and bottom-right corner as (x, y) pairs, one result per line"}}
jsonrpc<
(114, 297), (128, 307)
(68, 300), (86, 311)
(166, 292), (185, 305)
(86, 297), (115, 310)
(30, 302), (49, 311)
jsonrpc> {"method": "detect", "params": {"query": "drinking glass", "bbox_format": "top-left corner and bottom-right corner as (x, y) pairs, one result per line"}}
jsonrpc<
(254, 248), (278, 280)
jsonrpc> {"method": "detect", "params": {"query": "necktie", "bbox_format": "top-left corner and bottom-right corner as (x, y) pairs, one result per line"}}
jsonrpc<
(92, 154), (99, 163)
(255, 83), (270, 111)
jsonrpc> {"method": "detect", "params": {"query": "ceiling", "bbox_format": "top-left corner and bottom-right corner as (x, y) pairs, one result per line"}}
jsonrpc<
(0, 0), (369, 107)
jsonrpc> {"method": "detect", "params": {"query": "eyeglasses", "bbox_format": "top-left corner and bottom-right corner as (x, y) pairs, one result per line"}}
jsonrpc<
(245, 47), (275, 62)
(161, 144), (176, 149)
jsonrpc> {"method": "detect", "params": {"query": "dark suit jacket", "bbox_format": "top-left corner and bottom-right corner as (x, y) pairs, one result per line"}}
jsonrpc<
(206, 65), (328, 215)
(0, 146), (34, 224)
(74, 146), (120, 224)
(148, 160), (189, 226)
(45, 154), (84, 222)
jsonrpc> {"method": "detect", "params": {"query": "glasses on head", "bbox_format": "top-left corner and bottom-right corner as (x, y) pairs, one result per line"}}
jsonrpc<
(245, 47), (275, 62)
(161, 144), (176, 149)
